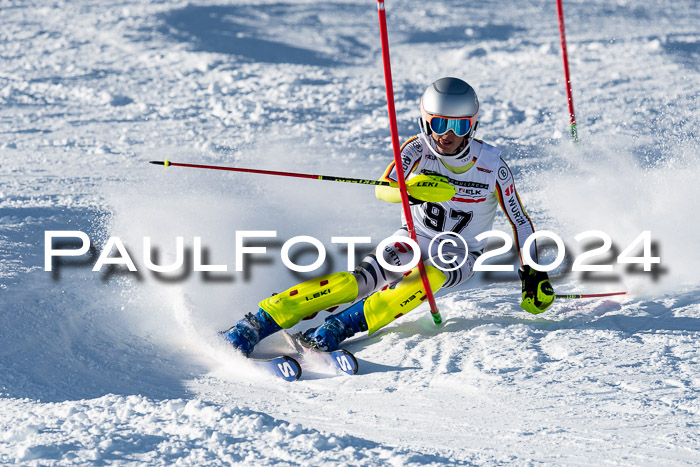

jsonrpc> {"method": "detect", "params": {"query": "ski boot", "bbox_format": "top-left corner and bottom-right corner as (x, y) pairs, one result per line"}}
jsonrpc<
(220, 309), (282, 356)
(303, 300), (368, 351)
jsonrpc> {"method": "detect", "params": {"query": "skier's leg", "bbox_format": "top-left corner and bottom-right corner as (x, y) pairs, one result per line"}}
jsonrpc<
(223, 230), (444, 355)
(301, 299), (368, 351)
(298, 230), (432, 350)
(304, 235), (479, 351)
(363, 264), (446, 334)
(426, 237), (478, 290)
(220, 309), (282, 356)
(352, 229), (416, 299)
(259, 228), (417, 330)
(259, 271), (359, 328)
(222, 271), (359, 355)
(363, 246), (477, 336)
(304, 264), (446, 350)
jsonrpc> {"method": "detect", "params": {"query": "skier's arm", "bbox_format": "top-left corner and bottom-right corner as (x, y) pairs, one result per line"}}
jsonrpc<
(375, 144), (420, 203)
(376, 137), (454, 203)
(376, 173), (455, 203)
(495, 157), (554, 313)
(375, 165), (403, 203)
(494, 157), (537, 265)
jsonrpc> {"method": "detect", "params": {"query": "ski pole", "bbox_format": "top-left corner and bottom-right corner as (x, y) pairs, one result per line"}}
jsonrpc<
(377, 0), (442, 325)
(555, 292), (626, 299)
(150, 159), (394, 186)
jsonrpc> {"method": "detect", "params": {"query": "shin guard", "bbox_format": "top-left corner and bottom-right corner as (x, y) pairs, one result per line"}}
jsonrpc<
(364, 265), (446, 335)
(259, 271), (359, 329)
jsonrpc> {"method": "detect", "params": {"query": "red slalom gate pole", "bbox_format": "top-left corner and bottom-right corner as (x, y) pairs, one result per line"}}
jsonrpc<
(376, 0), (442, 325)
(556, 0), (579, 143)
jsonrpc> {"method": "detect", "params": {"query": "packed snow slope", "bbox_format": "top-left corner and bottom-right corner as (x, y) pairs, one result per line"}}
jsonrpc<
(1, 0), (699, 464)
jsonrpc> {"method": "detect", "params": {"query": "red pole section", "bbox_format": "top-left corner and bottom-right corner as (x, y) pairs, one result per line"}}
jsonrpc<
(376, 0), (442, 325)
(556, 0), (578, 143)
(150, 160), (394, 186)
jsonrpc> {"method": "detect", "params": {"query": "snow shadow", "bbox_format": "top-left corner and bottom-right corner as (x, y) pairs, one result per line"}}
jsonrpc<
(357, 360), (421, 375)
(409, 286), (700, 339)
(402, 23), (526, 45)
(159, 3), (373, 66)
(576, 295), (700, 335)
(511, 294), (700, 336)
(660, 34), (700, 71)
(0, 207), (198, 402)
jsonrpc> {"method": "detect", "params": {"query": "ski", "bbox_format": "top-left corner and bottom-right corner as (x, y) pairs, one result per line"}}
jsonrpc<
(249, 355), (302, 382)
(283, 331), (359, 375)
(218, 329), (302, 382)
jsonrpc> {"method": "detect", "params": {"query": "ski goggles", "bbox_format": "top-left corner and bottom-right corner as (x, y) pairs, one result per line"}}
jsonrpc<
(425, 115), (475, 137)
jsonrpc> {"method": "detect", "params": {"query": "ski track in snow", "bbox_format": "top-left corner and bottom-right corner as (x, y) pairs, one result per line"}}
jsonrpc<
(1, 0), (699, 464)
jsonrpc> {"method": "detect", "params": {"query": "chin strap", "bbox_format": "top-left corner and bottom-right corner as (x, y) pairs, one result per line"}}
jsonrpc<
(418, 118), (475, 161)
(418, 130), (472, 164)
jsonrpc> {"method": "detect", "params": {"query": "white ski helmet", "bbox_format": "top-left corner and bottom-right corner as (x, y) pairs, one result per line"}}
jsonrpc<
(419, 77), (479, 141)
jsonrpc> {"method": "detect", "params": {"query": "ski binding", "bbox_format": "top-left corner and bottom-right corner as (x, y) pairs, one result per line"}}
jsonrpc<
(283, 331), (359, 375)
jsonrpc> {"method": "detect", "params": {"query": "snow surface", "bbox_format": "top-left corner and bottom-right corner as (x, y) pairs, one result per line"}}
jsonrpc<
(1, 0), (699, 464)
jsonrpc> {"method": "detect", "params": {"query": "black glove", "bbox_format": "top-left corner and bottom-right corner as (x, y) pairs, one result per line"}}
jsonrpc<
(518, 265), (555, 314)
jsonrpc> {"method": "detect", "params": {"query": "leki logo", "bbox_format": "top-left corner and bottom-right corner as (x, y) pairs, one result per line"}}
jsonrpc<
(400, 290), (423, 307)
(305, 289), (331, 301)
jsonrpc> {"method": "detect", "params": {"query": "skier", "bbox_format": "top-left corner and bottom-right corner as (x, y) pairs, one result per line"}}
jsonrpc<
(222, 77), (554, 355)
